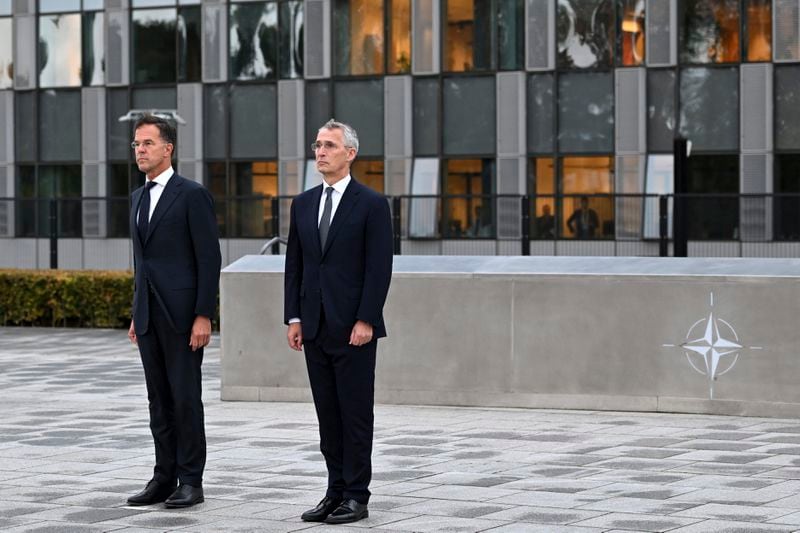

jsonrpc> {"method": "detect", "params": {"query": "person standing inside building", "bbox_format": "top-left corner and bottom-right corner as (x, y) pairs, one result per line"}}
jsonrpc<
(567, 196), (600, 239)
(284, 119), (393, 524)
(126, 114), (221, 509)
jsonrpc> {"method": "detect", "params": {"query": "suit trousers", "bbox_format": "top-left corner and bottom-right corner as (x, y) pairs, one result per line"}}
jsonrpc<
(137, 294), (206, 486)
(304, 313), (376, 504)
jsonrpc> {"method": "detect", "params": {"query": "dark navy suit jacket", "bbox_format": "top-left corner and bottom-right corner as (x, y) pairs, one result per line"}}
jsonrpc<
(130, 174), (221, 335)
(284, 178), (393, 342)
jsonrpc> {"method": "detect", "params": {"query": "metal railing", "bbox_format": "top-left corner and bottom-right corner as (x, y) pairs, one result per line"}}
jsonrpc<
(2, 193), (800, 266)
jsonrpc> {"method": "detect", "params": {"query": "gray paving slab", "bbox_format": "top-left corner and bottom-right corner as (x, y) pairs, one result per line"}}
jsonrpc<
(5, 326), (800, 532)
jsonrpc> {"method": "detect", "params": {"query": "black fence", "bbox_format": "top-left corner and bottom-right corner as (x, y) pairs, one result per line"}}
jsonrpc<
(2, 193), (800, 265)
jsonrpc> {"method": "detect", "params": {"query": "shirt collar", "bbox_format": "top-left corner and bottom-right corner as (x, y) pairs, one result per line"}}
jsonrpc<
(322, 174), (351, 195)
(145, 167), (174, 188)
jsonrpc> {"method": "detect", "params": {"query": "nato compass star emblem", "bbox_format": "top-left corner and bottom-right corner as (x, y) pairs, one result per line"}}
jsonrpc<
(663, 292), (762, 399)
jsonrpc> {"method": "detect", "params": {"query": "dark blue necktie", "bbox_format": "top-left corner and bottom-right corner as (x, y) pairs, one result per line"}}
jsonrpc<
(138, 181), (156, 241)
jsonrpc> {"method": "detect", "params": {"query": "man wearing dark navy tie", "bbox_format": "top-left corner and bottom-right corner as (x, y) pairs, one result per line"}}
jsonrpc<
(284, 119), (393, 524)
(126, 114), (221, 509)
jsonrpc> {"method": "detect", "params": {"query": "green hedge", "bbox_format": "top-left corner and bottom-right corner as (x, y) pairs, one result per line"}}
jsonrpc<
(0, 270), (133, 328)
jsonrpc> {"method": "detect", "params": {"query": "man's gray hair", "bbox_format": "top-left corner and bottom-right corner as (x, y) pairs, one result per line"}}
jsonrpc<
(320, 119), (359, 154)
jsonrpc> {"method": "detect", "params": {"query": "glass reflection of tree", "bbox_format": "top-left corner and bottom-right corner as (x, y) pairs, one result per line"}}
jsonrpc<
(681, 0), (739, 64)
(230, 3), (278, 80)
(557, 0), (614, 69)
(133, 15), (176, 83)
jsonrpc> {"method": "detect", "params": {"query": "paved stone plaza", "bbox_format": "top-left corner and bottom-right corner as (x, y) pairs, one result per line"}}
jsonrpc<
(3, 328), (800, 532)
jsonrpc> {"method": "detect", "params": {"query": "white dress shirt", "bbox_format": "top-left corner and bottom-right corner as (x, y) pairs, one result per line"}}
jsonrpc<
(318, 174), (351, 228)
(138, 167), (174, 222)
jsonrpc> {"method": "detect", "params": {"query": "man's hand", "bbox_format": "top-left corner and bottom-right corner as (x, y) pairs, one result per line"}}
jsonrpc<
(128, 319), (137, 345)
(349, 320), (373, 346)
(189, 315), (212, 351)
(287, 322), (303, 351)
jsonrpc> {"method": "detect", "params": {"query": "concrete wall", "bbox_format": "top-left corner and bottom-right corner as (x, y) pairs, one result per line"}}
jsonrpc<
(220, 255), (800, 418)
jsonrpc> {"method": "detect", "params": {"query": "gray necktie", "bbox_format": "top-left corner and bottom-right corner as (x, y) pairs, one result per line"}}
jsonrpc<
(319, 187), (334, 249)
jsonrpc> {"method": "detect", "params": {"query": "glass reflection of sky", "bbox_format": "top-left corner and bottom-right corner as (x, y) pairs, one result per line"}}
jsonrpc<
(557, 0), (614, 69)
(39, 0), (80, 13)
(39, 14), (82, 88)
(0, 18), (12, 88)
(0, 0), (11, 16)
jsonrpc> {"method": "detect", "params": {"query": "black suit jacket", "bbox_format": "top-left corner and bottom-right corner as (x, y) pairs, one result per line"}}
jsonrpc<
(130, 173), (221, 335)
(284, 178), (393, 342)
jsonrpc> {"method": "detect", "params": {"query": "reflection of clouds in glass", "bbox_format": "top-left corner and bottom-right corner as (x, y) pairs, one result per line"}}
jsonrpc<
(230, 2), (278, 80)
(679, 67), (738, 150)
(0, 18), (12, 88)
(39, 14), (82, 87)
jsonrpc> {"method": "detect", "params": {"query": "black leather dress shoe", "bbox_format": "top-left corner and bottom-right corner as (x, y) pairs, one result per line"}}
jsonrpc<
(325, 499), (369, 524)
(164, 484), (204, 508)
(301, 496), (342, 522)
(127, 479), (176, 506)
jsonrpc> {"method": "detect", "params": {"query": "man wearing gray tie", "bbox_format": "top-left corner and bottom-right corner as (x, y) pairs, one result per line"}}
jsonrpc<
(284, 119), (393, 524)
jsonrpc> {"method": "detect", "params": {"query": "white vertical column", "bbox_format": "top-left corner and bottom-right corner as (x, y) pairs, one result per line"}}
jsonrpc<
(82, 88), (107, 237)
(178, 83), (204, 183)
(0, 90), (14, 237)
(496, 72), (526, 239)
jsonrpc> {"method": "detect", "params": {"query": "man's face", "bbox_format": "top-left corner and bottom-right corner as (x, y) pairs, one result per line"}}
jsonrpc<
(134, 124), (173, 177)
(315, 128), (355, 179)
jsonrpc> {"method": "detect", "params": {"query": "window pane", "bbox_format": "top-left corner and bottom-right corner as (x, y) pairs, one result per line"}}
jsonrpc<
(443, 76), (495, 155)
(39, 13), (82, 87)
(229, 2), (278, 80)
(0, 0), (10, 15)
(39, 0), (80, 13)
(15, 92), (36, 162)
(178, 6), (201, 82)
(82, 12), (104, 86)
(527, 73), (554, 154)
(39, 90), (81, 162)
(647, 69), (676, 152)
(16, 166), (36, 237)
(229, 161), (278, 238)
(497, 0), (523, 70)
(643, 154), (674, 238)
(561, 156), (614, 239)
(774, 154), (800, 240)
(108, 167), (132, 239)
(207, 162), (227, 237)
(558, 72), (614, 153)
(351, 159), (384, 193)
(333, 79), (384, 157)
(84, 0), (104, 10)
(132, 87), (177, 109)
(0, 18), (12, 89)
(204, 84), (228, 160)
(132, 8), (177, 83)
(108, 88), (131, 161)
(40, 165), (82, 238)
(334, 0), (384, 75)
(680, 0), (740, 64)
(279, 0), (304, 78)
(388, 0), (411, 74)
(744, 0), (771, 61)
(445, 0), (494, 72)
(442, 158), (494, 238)
(775, 66), (800, 151)
(230, 84), (277, 159)
(685, 154), (738, 239)
(617, 0), (646, 66)
(528, 157), (556, 239)
(306, 81), (331, 159)
(679, 67), (738, 151)
(413, 77), (439, 156)
(557, 0), (614, 69)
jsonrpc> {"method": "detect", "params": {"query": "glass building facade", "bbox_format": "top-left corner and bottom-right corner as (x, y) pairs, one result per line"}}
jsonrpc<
(0, 0), (799, 265)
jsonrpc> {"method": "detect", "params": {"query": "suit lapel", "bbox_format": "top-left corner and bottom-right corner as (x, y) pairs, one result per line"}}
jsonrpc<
(321, 179), (361, 258)
(131, 187), (144, 249)
(145, 174), (183, 244)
